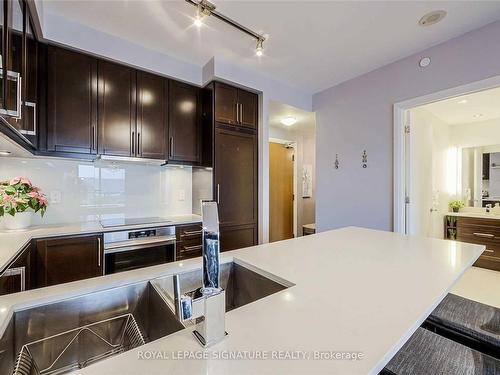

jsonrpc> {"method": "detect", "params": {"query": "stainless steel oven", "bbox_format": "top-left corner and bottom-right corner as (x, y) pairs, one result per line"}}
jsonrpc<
(103, 226), (176, 274)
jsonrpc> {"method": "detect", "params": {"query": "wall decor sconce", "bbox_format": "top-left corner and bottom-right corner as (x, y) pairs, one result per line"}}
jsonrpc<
(334, 154), (339, 169)
(362, 150), (368, 168)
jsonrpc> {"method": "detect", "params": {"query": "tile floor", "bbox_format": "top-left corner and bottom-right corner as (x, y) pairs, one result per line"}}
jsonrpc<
(452, 266), (500, 308)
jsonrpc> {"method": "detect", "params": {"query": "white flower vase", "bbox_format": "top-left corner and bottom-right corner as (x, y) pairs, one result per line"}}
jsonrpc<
(3, 211), (33, 230)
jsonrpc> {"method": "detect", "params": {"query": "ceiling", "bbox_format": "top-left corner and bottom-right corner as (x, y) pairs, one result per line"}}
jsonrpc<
(420, 86), (500, 125)
(41, 1), (500, 94)
(269, 101), (315, 132)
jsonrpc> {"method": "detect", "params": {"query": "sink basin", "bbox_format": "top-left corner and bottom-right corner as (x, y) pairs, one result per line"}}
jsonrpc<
(0, 261), (290, 374)
(152, 261), (291, 313)
(0, 281), (183, 375)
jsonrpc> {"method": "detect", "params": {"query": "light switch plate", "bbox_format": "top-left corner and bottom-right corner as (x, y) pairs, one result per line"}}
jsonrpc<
(50, 190), (62, 204)
(178, 189), (186, 201)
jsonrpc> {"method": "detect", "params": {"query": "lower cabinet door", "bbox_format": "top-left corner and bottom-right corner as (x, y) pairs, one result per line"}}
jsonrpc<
(0, 243), (32, 295)
(220, 224), (256, 252)
(0, 268), (24, 295)
(35, 234), (103, 287)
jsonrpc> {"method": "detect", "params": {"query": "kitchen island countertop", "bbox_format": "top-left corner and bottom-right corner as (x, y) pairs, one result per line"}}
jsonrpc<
(0, 227), (484, 375)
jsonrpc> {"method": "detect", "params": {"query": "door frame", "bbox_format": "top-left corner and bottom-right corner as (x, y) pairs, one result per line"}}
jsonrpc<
(269, 138), (297, 238)
(393, 75), (500, 234)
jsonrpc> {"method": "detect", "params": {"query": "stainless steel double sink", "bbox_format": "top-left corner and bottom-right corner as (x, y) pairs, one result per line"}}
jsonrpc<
(0, 261), (289, 375)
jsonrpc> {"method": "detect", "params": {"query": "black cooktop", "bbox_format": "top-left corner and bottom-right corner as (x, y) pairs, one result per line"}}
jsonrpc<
(100, 217), (169, 228)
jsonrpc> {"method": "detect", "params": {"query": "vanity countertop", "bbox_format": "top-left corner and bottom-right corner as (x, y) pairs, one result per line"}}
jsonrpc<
(0, 227), (484, 375)
(446, 211), (500, 220)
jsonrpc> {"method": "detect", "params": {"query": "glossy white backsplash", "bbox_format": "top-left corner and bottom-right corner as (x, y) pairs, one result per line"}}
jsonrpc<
(0, 157), (194, 225)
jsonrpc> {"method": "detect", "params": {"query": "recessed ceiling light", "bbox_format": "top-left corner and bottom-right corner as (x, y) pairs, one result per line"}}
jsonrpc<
(419, 57), (431, 68)
(280, 117), (297, 126)
(418, 10), (447, 27)
(0, 150), (11, 156)
(457, 99), (468, 104)
(473, 114), (483, 118)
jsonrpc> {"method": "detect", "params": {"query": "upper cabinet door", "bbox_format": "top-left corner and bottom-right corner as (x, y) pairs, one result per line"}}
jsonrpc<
(3, 0), (23, 123)
(21, 11), (37, 140)
(136, 71), (167, 160)
(214, 82), (237, 125)
(168, 80), (200, 163)
(237, 89), (257, 129)
(98, 61), (136, 157)
(47, 46), (97, 154)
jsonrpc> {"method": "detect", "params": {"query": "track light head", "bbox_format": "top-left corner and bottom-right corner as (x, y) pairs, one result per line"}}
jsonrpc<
(256, 39), (264, 56)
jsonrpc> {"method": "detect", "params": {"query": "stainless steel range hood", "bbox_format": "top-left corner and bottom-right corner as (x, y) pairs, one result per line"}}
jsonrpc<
(97, 155), (167, 166)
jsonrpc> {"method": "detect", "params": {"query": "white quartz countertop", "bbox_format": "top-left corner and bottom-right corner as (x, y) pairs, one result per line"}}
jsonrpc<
(0, 214), (201, 272)
(0, 227), (484, 375)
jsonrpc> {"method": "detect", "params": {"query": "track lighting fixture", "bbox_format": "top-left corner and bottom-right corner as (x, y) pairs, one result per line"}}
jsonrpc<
(255, 39), (264, 56)
(194, 4), (204, 27)
(186, 0), (266, 57)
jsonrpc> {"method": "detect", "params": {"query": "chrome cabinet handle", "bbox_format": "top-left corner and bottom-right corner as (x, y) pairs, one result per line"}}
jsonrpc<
(97, 237), (102, 267)
(19, 101), (37, 136)
(137, 132), (141, 156)
(216, 184), (220, 204)
(169, 137), (174, 158)
(91, 124), (95, 150)
(484, 249), (494, 253)
(239, 103), (243, 124)
(131, 131), (135, 155)
(182, 230), (202, 236)
(473, 232), (495, 239)
(0, 71), (21, 118)
(16, 75), (22, 119)
(183, 244), (202, 252)
(236, 102), (239, 123)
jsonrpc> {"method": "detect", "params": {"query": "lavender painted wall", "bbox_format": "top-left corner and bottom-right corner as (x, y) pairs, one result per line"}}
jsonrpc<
(313, 21), (500, 232)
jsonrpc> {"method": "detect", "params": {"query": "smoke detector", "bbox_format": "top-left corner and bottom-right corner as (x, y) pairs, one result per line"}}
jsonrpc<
(418, 10), (447, 26)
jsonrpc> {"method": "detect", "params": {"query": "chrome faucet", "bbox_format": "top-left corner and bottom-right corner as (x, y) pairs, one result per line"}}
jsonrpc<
(173, 201), (227, 347)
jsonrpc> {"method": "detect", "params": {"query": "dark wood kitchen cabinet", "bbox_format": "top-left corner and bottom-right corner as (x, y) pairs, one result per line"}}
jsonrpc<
(99, 64), (170, 160)
(214, 82), (238, 125)
(0, 242), (32, 295)
(202, 81), (259, 252)
(214, 127), (258, 250)
(137, 71), (168, 159)
(214, 82), (257, 129)
(47, 46), (98, 154)
(22, 10), (38, 143)
(98, 60), (136, 157)
(0, 0), (40, 150)
(237, 89), (258, 128)
(34, 234), (103, 288)
(220, 224), (257, 252)
(168, 80), (201, 163)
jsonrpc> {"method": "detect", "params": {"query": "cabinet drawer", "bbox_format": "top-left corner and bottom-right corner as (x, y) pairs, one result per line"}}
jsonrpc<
(176, 241), (202, 260)
(176, 224), (202, 241)
(456, 217), (500, 236)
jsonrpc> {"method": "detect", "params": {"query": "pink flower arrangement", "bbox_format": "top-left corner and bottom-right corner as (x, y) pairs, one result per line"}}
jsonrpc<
(0, 176), (48, 217)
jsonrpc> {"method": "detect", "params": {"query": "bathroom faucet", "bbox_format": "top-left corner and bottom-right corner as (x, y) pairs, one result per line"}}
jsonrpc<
(173, 201), (227, 347)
